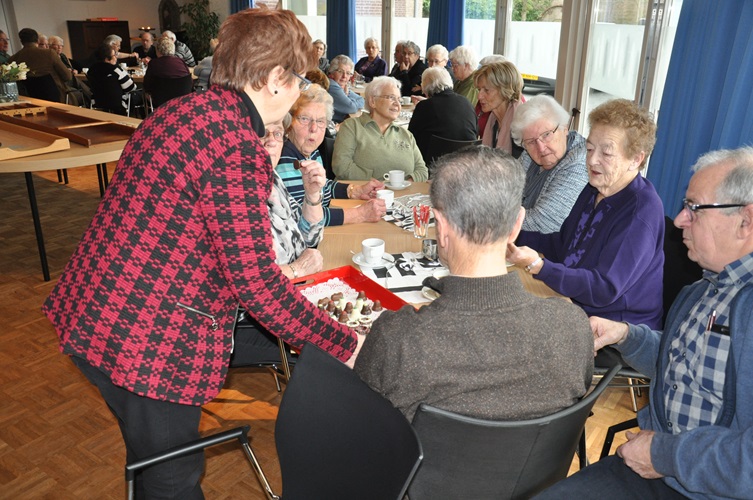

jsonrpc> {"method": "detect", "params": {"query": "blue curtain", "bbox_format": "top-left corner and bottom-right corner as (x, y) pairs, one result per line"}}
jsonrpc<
(426, 0), (465, 52)
(648, 0), (753, 217)
(230, 0), (253, 14)
(326, 0), (357, 61)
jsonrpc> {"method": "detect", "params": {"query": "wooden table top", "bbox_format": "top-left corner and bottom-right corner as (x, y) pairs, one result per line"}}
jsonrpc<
(0, 98), (140, 173)
(319, 181), (564, 302)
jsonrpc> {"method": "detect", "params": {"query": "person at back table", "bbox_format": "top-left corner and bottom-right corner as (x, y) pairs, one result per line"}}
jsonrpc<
(9, 28), (71, 103)
(534, 147), (753, 500)
(354, 37), (387, 83)
(327, 54), (364, 124)
(0, 30), (10, 64)
(86, 44), (140, 115)
(354, 146), (593, 421)
(162, 30), (195, 67)
(408, 67), (478, 166)
(134, 32), (157, 64)
(143, 36), (190, 84)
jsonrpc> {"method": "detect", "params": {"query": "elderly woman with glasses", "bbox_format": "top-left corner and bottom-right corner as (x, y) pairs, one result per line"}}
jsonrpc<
(355, 37), (387, 83)
(396, 40), (427, 96)
(327, 54), (365, 123)
(333, 76), (428, 182)
(475, 61), (525, 157)
(276, 85), (387, 225)
(508, 99), (665, 337)
(510, 95), (588, 234)
(42, 9), (363, 497)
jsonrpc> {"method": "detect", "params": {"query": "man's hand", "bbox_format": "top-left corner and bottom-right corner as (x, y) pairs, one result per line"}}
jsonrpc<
(590, 316), (630, 353)
(617, 430), (663, 479)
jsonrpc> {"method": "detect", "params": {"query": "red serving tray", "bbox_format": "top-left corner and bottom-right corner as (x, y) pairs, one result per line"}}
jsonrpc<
(293, 265), (408, 311)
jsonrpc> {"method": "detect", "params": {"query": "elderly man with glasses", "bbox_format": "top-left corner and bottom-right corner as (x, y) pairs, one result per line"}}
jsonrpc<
(327, 54), (364, 124)
(535, 146), (753, 500)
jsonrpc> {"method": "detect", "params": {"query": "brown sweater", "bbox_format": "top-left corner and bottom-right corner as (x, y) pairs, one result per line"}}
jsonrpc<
(355, 273), (594, 421)
(10, 45), (72, 101)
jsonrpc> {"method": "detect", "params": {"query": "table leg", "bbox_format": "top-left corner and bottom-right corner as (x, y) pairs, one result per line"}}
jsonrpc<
(24, 172), (51, 282)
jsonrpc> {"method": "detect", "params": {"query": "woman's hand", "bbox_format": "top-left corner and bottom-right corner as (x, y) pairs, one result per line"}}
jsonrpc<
(291, 248), (324, 278)
(299, 160), (327, 197)
(506, 242), (543, 274)
(350, 179), (385, 200)
(343, 198), (387, 224)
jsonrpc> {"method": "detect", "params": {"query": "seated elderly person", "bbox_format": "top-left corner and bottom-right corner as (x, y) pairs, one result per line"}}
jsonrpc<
(276, 85), (387, 226)
(408, 67), (478, 166)
(82, 44), (140, 115)
(327, 54), (364, 124)
(232, 121), (328, 363)
(193, 38), (218, 90)
(10, 28), (72, 103)
(143, 36), (190, 88)
(314, 39), (329, 73)
(508, 99), (665, 334)
(449, 45), (479, 107)
(332, 76), (428, 182)
(162, 30), (195, 67)
(396, 41), (427, 96)
(475, 60), (524, 158)
(354, 37), (387, 83)
(102, 34), (138, 65)
(511, 95), (588, 233)
(354, 146), (593, 420)
(134, 32), (157, 63)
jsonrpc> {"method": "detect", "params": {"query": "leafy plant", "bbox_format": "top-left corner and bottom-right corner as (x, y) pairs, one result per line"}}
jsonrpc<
(0, 62), (29, 82)
(179, 0), (220, 60)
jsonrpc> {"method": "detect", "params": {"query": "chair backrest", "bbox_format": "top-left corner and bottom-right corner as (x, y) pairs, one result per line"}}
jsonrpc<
(20, 74), (61, 102)
(428, 134), (482, 172)
(407, 364), (621, 500)
(275, 344), (423, 500)
(662, 214), (702, 327)
(317, 133), (336, 180)
(147, 74), (194, 110)
(88, 71), (127, 115)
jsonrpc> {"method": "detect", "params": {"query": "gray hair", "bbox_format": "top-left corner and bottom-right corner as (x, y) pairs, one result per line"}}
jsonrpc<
(449, 45), (478, 69)
(426, 44), (448, 60)
(404, 41), (421, 57)
(363, 76), (401, 112)
(328, 54), (354, 75)
(511, 94), (570, 146)
(162, 30), (177, 42)
(313, 39), (326, 49)
(49, 35), (64, 46)
(104, 34), (122, 46)
(421, 67), (453, 98)
(287, 83), (335, 129)
(364, 37), (379, 49)
(479, 54), (507, 66)
(154, 36), (175, 56)
(693, 147), (753, 208)
(431, 146), (524, 245)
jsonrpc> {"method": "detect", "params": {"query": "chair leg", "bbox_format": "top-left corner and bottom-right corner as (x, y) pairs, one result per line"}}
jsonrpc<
(578, 429), (588, 469)
(239, 436), (281, 500)
(600, 418), (639, 459)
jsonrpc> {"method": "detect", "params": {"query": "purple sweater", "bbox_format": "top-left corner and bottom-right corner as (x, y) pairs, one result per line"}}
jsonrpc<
(517, 175), (665, 328)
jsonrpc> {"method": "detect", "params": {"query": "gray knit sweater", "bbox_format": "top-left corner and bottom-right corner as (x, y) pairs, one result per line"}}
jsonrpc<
(354, 273), (594, 421)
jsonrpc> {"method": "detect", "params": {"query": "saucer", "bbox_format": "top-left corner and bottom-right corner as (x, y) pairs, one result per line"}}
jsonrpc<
(352, 252), (396, 269)
(387, 181), (412, 191)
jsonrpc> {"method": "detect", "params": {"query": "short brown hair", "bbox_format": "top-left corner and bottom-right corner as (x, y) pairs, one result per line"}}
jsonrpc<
(588, 99), (657, 170)
(305, 69), (329, 90)
(212, 6), (317, 92)
(473, 61), (523, 103)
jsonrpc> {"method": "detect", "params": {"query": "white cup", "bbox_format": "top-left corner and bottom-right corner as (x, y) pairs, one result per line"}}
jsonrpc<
(383, 169), (405, 188)
(401, 96), (411, 105)
(362, 238), (385, 265)
(376, 189), (394, 208)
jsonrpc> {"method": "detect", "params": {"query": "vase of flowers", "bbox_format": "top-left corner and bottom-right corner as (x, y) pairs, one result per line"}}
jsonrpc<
(0, 62), (29, 102)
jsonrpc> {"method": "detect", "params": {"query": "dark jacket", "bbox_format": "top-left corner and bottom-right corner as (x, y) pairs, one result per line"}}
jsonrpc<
(408, 88), (478, 164)
(397, 59), (427, 96)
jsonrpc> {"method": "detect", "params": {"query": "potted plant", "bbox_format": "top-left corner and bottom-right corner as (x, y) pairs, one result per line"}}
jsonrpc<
(180, 0), (220, 60)
(0, 61), (29, 102)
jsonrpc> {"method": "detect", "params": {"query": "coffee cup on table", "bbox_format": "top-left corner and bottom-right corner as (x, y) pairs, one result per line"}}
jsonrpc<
(383, 170), (405, 188)
(362, 238), (385, 265)
(401, 96), (411, 105)
(376, 189), (394, 208)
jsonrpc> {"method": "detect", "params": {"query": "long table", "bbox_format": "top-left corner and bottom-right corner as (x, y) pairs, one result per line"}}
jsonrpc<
(0, 98), (141, 280)
(320, 181), (563, 301)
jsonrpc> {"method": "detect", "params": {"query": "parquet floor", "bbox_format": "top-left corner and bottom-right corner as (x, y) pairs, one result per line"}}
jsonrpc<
(0, 165), (645, 498)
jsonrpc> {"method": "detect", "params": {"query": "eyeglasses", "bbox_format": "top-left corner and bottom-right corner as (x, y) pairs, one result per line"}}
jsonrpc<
(333, 69), (354, 77)
(292, 70), (311, 91)
(521, 126), (560, 149)
(376, 95), (401, 104)
(296, 115), (327, 129)
(263, 128), (284, 142)
(427, 58), (446, 65)
(681, 198), (747, 222)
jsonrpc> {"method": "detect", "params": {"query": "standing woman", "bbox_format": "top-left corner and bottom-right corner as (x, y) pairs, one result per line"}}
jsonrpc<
(43, 8), (360, 499)
(475, 61), (525, 158)
(355, 37), (387, 82)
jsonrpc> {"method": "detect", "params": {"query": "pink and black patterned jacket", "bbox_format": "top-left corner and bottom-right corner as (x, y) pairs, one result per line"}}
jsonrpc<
(43, 87), (357, 406)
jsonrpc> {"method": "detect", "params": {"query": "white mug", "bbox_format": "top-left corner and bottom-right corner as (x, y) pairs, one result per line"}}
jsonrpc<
(401, 96), (411, 105)
(383, 170), (405, 187)
(362, 238), (385, 265)
(376, 189), (394, 208)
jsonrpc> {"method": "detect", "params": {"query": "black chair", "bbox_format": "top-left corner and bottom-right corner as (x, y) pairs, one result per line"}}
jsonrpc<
(145, 73), (194, 111)
(406, 364), (621, 500)
(124, 425), (277, 500)
(428, 135), (481, 174)
(88, 74), (128, 116)
(273, 344), (423, 500)
(317, 133), (336, 180)
(19, 74), (61, 102)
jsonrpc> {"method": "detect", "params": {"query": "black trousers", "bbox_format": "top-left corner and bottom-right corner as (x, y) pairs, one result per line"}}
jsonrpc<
(71, 357), (204, 499)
